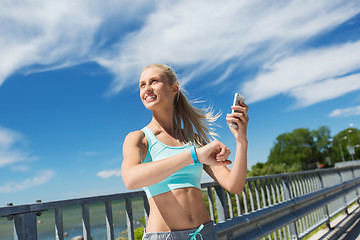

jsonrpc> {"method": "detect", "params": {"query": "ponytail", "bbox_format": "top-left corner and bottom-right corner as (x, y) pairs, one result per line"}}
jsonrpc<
(173, 91), (220, 147)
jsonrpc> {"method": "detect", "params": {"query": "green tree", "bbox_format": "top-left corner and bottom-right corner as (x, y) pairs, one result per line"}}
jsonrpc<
(330, 128), (360, 163)
(248, 162), (289, 177)
(249, 126), (360, 177)
(268, 128), (318, 170)
(311, 125), (332, 166)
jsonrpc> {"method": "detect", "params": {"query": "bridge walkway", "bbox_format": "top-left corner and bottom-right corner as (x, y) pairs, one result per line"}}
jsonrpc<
(309, 203), (360, 240)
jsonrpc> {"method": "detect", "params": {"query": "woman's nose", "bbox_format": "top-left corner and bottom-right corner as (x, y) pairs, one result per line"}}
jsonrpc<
(144, 83), (152, 92)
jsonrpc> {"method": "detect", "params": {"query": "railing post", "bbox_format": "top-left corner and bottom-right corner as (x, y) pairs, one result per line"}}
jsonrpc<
(82, 204), (91, 240)
(13, 212), (38, 240)
(317, 171), (331, 229)
(299, 175), (309, 233)
(214, 185), (229, 222)
(105, 201), (115, 240)
(350, 168), (360, 205)
(259, 180), (267, 208)
(275, 178), (282, 202)
(248, 181), (255, 212)
(227, 191), (234, 218)
(242, 189), (249, 214)
(337, 169), (349, 215)
(143, 196), (150, 223)
(235, 194), (242, 216)
(207, 187), (215, 222)
(281, 176), (298, 240)
(55, 208), (64, 240)
(254, 180), (261, 209)
(268, 179), (276, 205)
(125, 198), (135, 240)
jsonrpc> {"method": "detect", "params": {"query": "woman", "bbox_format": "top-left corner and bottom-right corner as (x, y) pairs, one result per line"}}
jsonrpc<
(121, 64), (249, 239)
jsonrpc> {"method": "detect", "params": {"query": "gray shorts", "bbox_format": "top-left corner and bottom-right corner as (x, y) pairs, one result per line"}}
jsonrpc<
(142, 221), (217, 240)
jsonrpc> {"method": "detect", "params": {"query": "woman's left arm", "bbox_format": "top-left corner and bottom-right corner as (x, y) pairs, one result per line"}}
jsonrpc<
(204, 102), (249, 194)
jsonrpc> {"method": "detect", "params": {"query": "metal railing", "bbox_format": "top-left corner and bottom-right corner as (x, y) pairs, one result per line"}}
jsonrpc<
(1, 165), (360, 240)
(215, 167), (360, 239)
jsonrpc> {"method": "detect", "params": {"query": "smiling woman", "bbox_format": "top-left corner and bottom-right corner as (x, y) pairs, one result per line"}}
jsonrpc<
(121, 64), (249, 239)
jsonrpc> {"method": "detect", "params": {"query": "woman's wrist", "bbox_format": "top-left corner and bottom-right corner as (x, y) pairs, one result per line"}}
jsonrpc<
(236, 138), (248, 146)
(190, 146), (200, 164)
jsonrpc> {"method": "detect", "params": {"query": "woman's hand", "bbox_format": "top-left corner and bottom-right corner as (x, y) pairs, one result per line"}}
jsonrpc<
(226, 101), (249, 144)
(196, 140), (232, 166)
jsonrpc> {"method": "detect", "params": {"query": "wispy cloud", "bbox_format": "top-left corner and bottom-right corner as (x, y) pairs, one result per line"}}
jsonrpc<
(243, 41), (360, 105)
(0, 170), (55, 193)
(0, 127), (55, 193)
(82, 151), (101, 157)
(0, 126), (23, 148)
(10, 165), (31, 172)
(1, 0), (360, 108)
(0, 0), (98, 85)
(0, 127), (35, 168)
(0, 0), (151, 86)
(329, 105), (360, 118)
(97, 168), (121, 178)
(290, 73), (360, 108)
(97, 0), (360, 95)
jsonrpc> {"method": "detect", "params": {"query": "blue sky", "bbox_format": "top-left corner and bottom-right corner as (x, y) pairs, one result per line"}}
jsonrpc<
(1, 0), (360, 205)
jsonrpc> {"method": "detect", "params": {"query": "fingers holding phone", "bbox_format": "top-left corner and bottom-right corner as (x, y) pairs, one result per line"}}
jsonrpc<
(229, 93), (245, 129)
(226, 93), (249, 141)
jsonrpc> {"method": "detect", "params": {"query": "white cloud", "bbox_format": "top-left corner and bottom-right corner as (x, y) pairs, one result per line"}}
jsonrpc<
(97, 168), (122, 178)
(290, 73), (360, 108)
(10, 165), (31, 172)
(0, 127), (55, 192)
(82, 151), (101, 157)
(0, 151), (33, 168)
(0, 0), (99, 85)
(329, 105), (360, 118)
(97, 0), (360, 94)
(0, 126), (22, 149)
(242, 40), (360, 104)
(0, 127), (35, 168)
(0, 170), (56, 193)
(0, 0), (151, 86)
(211, 64), (237, 86)
(1, 0), (360, 108)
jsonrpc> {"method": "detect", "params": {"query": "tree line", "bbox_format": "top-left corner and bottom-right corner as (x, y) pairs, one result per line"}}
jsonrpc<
(249, 126), (360, 177)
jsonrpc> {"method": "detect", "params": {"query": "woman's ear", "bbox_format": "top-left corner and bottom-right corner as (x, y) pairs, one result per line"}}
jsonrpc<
(172, 84), (179, 95)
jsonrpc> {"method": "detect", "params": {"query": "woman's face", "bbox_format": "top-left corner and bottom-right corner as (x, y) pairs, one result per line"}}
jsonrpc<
(139, 67), (178, 110)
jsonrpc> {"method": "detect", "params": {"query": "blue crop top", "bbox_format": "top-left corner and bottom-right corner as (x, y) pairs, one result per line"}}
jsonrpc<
(141, 127), (203, 199)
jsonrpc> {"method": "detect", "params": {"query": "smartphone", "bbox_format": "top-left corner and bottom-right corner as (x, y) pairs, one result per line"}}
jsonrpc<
(230, 93), (246, 129)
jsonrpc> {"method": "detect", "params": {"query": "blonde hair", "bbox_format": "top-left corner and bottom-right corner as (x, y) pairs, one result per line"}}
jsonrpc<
(142, 64), (220, 146)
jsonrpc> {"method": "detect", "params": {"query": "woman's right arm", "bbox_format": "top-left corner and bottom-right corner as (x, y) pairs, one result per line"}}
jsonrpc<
(121, 130), (232, 190)
(121, 130), (193, 189)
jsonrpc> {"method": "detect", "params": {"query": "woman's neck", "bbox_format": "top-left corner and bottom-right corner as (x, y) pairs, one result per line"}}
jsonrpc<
(150, 108), (175, 135)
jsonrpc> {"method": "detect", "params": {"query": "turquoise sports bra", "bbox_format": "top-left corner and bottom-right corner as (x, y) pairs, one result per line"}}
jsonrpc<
(141, 127), (203, 199)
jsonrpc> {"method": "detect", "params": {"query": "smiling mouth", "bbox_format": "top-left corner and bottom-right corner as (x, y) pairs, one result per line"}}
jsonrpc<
(145, 95), (157, 102)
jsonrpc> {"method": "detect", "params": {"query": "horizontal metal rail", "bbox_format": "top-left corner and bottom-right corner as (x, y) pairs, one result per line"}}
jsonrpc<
(1, 164), (360, 240)
(215, 176), (360, 239)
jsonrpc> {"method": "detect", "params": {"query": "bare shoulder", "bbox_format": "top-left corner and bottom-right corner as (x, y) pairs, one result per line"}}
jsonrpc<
(124, 130), (147, 148)
(124, 130), (144, 141)
(123, 130), (148, 163)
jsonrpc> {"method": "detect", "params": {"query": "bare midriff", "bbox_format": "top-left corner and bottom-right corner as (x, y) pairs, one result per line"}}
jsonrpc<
(145, 187), (211, 232)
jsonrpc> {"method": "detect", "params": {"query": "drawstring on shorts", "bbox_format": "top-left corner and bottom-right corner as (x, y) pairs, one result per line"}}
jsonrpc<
(189, 224), (204, 240)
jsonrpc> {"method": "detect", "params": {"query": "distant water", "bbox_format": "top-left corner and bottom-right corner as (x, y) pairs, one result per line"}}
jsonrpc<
(0, 198), (145, 240)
